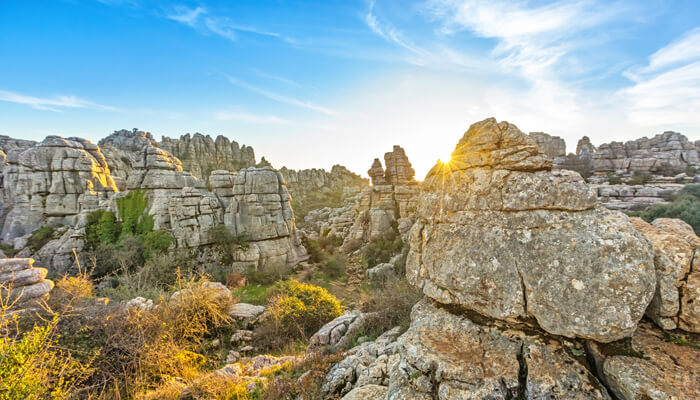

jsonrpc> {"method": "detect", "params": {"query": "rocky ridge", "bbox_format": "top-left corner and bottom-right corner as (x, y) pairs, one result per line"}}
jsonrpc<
(159, 133), (256, 183)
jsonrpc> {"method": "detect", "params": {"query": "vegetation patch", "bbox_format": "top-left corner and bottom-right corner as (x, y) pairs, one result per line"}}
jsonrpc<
(629, 184), (700, 234)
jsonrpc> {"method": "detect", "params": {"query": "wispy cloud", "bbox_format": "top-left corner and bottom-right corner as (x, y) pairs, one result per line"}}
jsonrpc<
(166, 5), (205, 27)
(620, 26), (700, 126)
(166, 5), (290, 43)
(0, 90), (117, 112)
(227, 77), (337, 116)
(250, 69), (304, 89)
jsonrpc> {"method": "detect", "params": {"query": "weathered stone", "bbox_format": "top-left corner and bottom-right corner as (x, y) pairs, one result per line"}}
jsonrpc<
(385, 299), (610, 399)
(409, 118), (655, 342)
(587, 322), (700, 400)
(383, 146), (415, 185)
(631, 217), (700, 332)
(0, 258), (54, 304)
(341, 385), (388, 400)
(229, 303), (266, 327)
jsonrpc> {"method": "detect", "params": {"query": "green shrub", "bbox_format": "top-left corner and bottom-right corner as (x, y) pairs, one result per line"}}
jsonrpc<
(0, 311), (89, 399)
(245, 263), (290, 286)
(27, 225), (56, 252)
(363, 233), (404, 267)
(98, 210), (120, 244)
(209, 225), (249, 264)
(143, 230), (174, 259)
(116, 189), (150, 237)
(628, 171), (651, 185)
(680, 184), (700, 199)
(606, 172), (623, 185)
(255, 281), (342, 350)
(321, 254), (347, 279)
(630, 196), (700, 235)
(0, 244), (15, 258)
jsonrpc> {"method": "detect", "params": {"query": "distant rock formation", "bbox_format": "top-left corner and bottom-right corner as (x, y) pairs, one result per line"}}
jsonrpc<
(160, 133), (255, 182)
(341, 145), (419, 253)
(551, 131), (700, 177)
(279, 165), (368, 205)
(528, 131), (566, 159)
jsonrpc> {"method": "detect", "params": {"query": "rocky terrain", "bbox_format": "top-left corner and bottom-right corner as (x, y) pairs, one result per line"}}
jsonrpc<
(160, 132), (256, 182)
(3, 120), (700, 400)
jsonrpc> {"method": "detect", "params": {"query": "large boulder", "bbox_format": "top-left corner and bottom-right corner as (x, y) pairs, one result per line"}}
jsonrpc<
(630, 217), (700, 332)
(407, 118), (656, 342)
(0, 258), (54, 304)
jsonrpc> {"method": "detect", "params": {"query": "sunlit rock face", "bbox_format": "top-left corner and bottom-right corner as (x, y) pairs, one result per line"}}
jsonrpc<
(160, 132), (256, 182)
(341, 146), (419, 253)
(407, 117), (655, 342)
(0, 258), (54, 305)
(0, 136), (118, 242)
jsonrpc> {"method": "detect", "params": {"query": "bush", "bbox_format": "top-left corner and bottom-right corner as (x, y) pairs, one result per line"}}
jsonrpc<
(686, 166), (699, 176)
(680, 184), (700, 199)
(116, 189), (150, 237)
(630, 196), (700, 235)
(606, 172), (623, 185)
(256, 281), (342, 350)
(363, 233), (404, 267)
(245, 263), (291, 286)
(628, 171), (651, 185)
(209, 225), (249, 264)
(98, 211), (120, 244)
(143, 230), (174, 259)
(27, 225), (56, 251)
(361, 277), (422, 335)
(321, 254), (347, 279)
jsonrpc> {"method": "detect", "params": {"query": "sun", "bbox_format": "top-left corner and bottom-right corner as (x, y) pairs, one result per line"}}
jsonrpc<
(438, 154), (453, 165)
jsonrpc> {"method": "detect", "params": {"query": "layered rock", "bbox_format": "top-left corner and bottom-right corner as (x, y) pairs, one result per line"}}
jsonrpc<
(408, 118), (655, 342)
(208, 168), (307, 269)
(594, 183), (683, 211)
(587, 321), (700, 400)
(279, 165), (368, 208)
(385, 299), (611, 399)
(554, 136), (596, 178)
(630, 217), (700, 332)
(342, 146), (419, 253)
(0, 258), (54, 304)
(159, 133), (255, 182)
(528, 131), (566, 160)
(0, 136), (118, 242)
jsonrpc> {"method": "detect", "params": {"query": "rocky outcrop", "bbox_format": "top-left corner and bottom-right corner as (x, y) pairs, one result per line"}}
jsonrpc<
(528, 131), (566, 160)
(409, 118), (655, 342)
(631, 217), (700, 332)
(1, 136), (118, 242)
(384, 299), (611, 399)
(342, 146), (419, 253)
(587, 321), (700, 400)
(594, 183), (683, 211)
(0, 258), (54, 304)
(279, 165), (368, 207)
(159, 133), (255, 182)
(557, 131), (700, 178)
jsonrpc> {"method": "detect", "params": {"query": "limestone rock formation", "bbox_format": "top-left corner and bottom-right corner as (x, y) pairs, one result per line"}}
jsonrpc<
(408, 118), (655, 342)
(159, 133), (255, 182)
(279, 164), (368, 208)
(594, 183), (683, 211)
(586, 321), (700, 400)
(528, 131), (566, 160)
(0, 258), (54, 304)
(630, 217), (700, 332)
(367, 159), (386, 186)
(1, 136), (118, 242)
(342, 146), (419, 253)
(385, 300), (611, 399)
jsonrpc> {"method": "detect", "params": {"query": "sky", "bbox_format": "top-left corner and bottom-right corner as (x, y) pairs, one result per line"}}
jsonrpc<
(1, 0), (700, 179)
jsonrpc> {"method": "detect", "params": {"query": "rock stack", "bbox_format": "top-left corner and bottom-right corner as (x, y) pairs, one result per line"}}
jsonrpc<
(342, 146), (419, 252)
(0, 258), (53, 304)
(377, 118), (665, 399)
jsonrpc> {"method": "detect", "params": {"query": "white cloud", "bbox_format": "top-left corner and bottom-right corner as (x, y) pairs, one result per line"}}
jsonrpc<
(639, 27), (700, 75)
(166, 5), (205, 27)
(0, 90), (117, 112)
(227, 77), (337, 117)
(166, 5), (289, 43)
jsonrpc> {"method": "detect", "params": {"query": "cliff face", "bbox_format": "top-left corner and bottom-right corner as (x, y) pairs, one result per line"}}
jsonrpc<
(160, 133), (256, 182)
(0, 130), (304, 274)
(279, 165), (368, 203)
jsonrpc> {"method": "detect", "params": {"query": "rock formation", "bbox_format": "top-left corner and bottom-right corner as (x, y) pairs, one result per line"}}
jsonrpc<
(555, 136), (596, 177)
(528, 131), (566, 160)
(0, 258), (54, 304)
(279, 165), (368, 208)
(342, 146), (419, 253)
(410, 118), (655, 342)
(630, 217), (700, 332)
(159, 133), (255, 182)
(1, 136), (118, 243)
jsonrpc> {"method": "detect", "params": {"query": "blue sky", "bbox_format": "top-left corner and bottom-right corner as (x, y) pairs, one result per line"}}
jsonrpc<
(1, 0), (700, 177)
